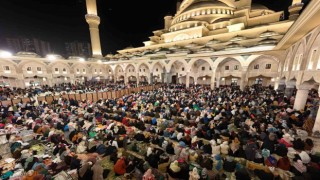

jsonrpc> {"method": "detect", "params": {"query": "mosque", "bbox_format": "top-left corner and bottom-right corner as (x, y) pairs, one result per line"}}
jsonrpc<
(0, 0), (320, 131)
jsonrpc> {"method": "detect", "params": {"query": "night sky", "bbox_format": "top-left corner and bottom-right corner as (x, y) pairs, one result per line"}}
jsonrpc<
(0, 0), (304, 56)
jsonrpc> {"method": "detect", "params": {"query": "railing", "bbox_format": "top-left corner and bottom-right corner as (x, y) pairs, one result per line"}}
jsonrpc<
(0, 84), (162, 106)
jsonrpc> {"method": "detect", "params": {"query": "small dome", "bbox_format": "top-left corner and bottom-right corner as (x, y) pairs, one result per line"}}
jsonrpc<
(16, 51), (40, 57)
(173, 48), (191, 54)
(257, 38), (278, 46)
(155, 47), (171, 53)
(229, 35), (246, 42)
(259, 30), (279, 38)
(251, 4), (269, 10)
(185, 42), (201, 48)
(169, 45), (181, 50)
(206, 39), (221, 45)
(225, 42), (243, 50)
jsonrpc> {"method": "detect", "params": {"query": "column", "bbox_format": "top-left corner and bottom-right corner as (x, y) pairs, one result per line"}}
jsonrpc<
(312, 103), (320, 134)
(293, 89), (309, 110)
(240, 66), (248, 91)
(274, 77), (280, 90)
(46, 77), (53, 87)
(161, 73), (165, 83)
(17, 78), (25, 88)
(124, 73), (128, 85)
(164, 72), (171, 84)
(216, 78), (220, 88)
(150, 73), (153, 85)
(293, 84), (313, 110)
(312, 86), (320, 136)
(210, 70), (216, 90)
(186, 73), (190, 88)
(136, 73), (140, 86)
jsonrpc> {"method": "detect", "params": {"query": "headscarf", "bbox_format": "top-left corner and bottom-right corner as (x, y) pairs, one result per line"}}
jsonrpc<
(169, 160), (181, 173)
(147, 147), (153, 157)
(143, 169), (155, 180)
(189, 167), (200, 180)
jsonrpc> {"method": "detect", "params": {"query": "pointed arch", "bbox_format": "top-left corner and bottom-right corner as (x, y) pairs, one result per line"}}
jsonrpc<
(165, 59), (189, 73)
(292, 40), (306, 71)
(0, 58), (19, 77)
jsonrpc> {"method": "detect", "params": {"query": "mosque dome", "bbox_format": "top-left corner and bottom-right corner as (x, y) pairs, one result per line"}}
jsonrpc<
(182, 0), (229, 13)
(16, 51), (40, 57)
(170, 0), (235, 28)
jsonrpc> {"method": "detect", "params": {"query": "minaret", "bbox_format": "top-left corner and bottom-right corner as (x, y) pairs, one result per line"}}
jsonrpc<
(85, 0), (102, 57)
(288, 0), (304, 20)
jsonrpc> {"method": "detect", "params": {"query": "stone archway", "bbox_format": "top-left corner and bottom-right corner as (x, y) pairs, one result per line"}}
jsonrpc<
(128, 75), (137, 83)
(190, 59), (213, 85)
(151, 62), (166, 83)
(217, 58), (242, 87)
(169, 61), (187, 84)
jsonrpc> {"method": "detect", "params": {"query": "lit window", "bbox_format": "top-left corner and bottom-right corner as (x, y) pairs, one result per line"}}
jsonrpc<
(296, 54), (303, 70)
(254, 64), (259, 69)
(265, 64), (271, 69)
(202, 67), (205, 71)
(225, 66), (229, 70)
(234, 65), (239, 70)
(308, 50), (317, 70)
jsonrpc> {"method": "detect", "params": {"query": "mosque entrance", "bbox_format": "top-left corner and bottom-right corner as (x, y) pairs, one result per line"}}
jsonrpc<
(172, 75), (177, 84)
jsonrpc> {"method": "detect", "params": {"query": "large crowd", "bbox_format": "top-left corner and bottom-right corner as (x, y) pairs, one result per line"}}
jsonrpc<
(0, 83), (319, 180)
(0, 81), (137, 101)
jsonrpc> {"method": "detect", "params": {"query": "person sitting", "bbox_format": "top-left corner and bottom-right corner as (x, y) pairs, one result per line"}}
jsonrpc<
(114, 156), (127, 176)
